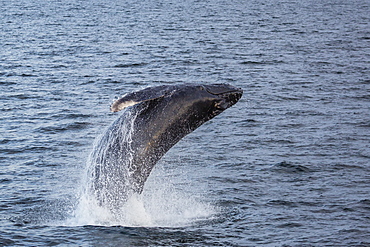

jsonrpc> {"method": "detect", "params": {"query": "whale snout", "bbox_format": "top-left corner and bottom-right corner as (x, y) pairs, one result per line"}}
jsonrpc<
(204, 84), (243, 110)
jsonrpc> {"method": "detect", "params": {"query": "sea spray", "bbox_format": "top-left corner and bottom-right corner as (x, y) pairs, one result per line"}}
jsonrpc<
(70, 107), (217, 227)
(142, 163), (217, 227)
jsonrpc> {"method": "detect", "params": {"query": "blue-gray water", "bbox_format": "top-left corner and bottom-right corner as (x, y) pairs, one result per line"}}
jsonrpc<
(1, 0), (370, 246)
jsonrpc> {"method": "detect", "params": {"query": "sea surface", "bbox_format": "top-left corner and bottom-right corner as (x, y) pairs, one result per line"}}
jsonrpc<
(1, 0), (370, 246)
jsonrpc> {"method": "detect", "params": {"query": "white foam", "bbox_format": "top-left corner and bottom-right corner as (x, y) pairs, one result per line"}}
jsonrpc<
(68, 192), (114, 226)
(67, 169), (216, 227)
(141, 165), (216, 227)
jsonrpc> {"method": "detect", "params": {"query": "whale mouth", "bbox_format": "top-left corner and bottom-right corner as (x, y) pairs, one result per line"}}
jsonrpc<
(203, 84), (243, 112)
(224, 89), (243, 106)
(204, 84), (243, 109)
(215, 92), (242, 110)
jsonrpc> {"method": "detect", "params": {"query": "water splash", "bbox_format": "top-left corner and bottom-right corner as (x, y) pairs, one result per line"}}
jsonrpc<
(68, 108), (216, 227)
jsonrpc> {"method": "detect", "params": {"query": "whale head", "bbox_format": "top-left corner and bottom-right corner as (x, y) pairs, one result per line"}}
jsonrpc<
(111, 83), (243, 120)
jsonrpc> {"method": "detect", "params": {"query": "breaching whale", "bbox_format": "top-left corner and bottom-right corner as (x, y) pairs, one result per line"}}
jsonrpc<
(87, 83), (243, 213)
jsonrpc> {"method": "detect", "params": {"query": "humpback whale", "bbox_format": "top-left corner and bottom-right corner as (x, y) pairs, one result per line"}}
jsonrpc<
(87, 83), (243, 213)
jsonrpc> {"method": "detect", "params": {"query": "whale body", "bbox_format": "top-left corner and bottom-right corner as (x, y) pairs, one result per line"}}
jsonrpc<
(87, 83), (243, 213)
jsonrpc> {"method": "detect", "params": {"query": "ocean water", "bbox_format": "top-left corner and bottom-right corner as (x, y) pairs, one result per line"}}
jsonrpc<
(1, 0), (370, 246)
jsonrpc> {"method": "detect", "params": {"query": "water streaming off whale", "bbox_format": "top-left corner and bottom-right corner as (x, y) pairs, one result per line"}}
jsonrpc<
(72, 106), (215, 227)
(86, 109), (138, 217)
